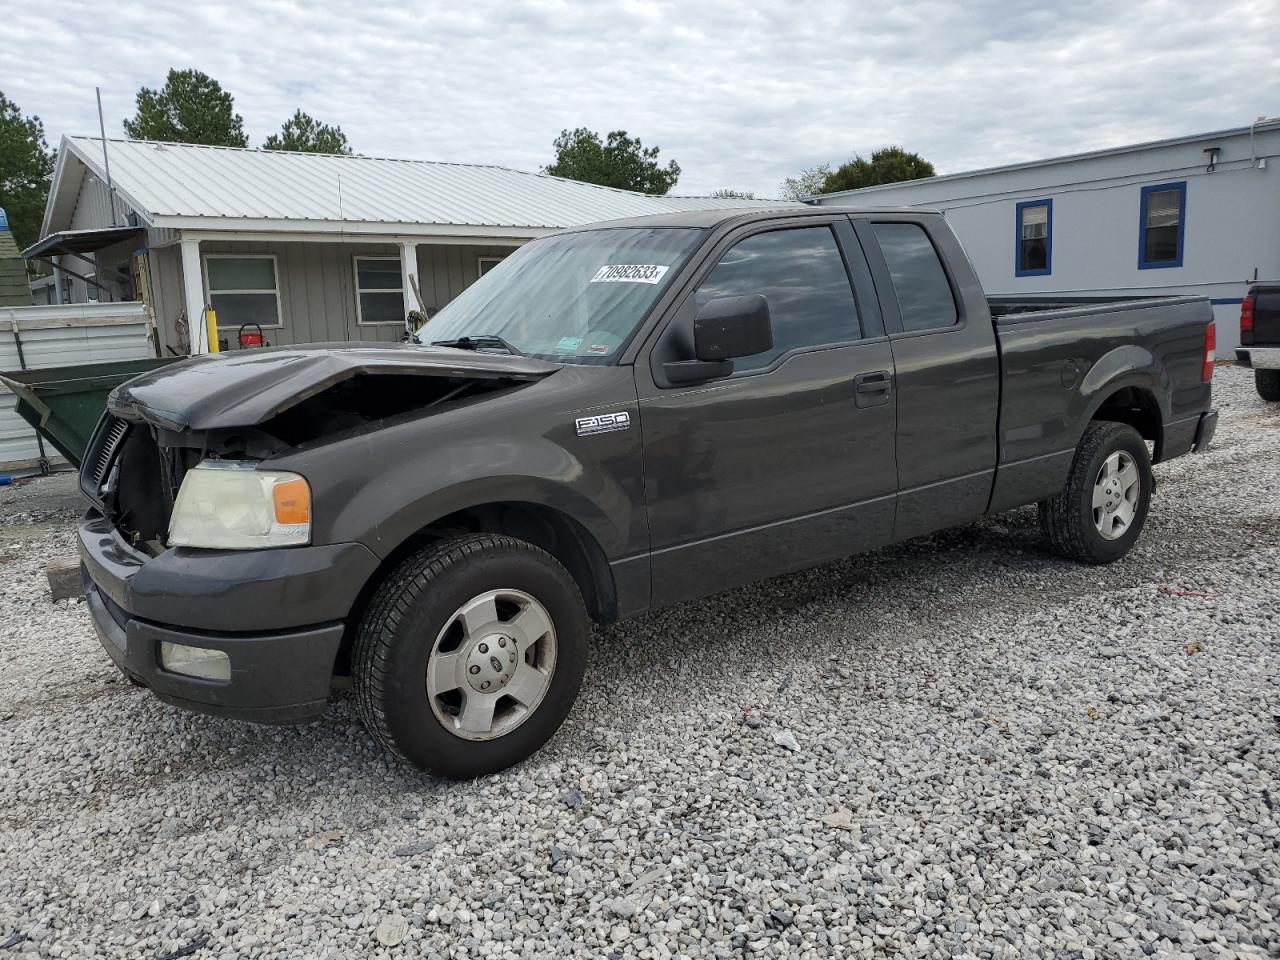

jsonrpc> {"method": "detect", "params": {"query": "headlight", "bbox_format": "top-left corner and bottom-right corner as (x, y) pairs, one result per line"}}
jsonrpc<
(168, 461), (311, 549)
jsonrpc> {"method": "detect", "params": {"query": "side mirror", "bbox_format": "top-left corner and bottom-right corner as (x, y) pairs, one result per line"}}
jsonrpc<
(664, 295), (772, 385)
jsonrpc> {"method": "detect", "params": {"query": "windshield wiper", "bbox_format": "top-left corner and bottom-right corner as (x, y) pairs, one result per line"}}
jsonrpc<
(428, 334), (524, 356)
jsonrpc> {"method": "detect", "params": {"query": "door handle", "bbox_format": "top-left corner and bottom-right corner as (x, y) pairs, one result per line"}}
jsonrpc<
(853, 371), (892, 407)
(854, 371), (892, 393)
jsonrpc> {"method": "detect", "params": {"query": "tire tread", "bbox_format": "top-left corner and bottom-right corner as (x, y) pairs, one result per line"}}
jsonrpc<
(1039, 421), (1147, 564)
(1256, 369), (1280, 402)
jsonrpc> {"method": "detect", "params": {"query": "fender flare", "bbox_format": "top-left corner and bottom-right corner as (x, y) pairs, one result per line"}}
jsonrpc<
(1073, 344), (1170, 449)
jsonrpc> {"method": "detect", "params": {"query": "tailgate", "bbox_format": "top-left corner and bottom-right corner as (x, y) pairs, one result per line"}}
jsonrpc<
(1248, 285), (1280, 344)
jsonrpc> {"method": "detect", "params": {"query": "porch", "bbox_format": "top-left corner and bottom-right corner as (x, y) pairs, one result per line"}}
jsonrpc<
(149, 235), (521, 356)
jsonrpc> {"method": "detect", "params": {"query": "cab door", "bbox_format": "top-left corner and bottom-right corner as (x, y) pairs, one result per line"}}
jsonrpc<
(852, 216), (1000, 540)
(635, 217), (898, 608)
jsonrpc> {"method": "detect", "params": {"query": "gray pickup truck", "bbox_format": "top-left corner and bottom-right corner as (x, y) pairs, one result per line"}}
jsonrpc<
(78, 207), (1218, 777)
(1235, 282), (1280, 401)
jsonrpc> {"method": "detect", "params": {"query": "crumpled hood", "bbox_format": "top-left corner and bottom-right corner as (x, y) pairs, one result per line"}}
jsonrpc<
(108, 342), (560, 431)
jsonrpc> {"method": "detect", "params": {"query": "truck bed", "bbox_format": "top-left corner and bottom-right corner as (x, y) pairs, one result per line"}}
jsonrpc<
(985, 293), (1214, 514)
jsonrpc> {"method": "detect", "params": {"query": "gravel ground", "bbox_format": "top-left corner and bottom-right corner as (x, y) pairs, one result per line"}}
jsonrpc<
(1, 363), (1277, 960)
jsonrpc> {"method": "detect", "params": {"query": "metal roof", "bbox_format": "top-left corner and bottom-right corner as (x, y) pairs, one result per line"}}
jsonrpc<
(49, 137), (793, 239)
(811, 117), (1280, 201)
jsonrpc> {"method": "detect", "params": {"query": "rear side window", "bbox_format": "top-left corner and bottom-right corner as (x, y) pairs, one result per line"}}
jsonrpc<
(871, 223), (958, 332)
(694, 226), (860, 371)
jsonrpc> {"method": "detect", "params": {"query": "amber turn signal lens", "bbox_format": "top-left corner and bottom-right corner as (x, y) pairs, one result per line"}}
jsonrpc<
(272, 477), (311, 525)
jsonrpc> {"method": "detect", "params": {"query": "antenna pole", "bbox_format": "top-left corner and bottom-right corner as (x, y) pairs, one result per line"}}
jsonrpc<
(96, 87), (120, 226)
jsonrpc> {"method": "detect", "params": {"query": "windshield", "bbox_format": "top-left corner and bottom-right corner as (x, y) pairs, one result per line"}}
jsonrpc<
(415, 227), (703, 362)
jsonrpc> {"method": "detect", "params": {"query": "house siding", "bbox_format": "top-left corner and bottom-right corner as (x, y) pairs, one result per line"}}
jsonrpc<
(415, 243), (516, 312)
(148, 244), (183, 354)
(69, 174), (122, 230)
(167, 240), (519, 349)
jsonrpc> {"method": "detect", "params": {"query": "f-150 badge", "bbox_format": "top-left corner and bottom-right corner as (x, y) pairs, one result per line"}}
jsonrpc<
(575, 411), (631, 436)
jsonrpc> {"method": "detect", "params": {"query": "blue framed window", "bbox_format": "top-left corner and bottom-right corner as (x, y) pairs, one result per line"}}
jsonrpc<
(1014, 199), (1052, 276)
(1138, 182), (1186, 269)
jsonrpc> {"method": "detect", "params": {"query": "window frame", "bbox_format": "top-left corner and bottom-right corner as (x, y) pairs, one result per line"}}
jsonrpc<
(1138, 181), (1186, 270)
(1014, 199), (1053, 277)
(353, 255), (407, 326)
(477, 255), (505, 277)
(202, 253), (283, 329)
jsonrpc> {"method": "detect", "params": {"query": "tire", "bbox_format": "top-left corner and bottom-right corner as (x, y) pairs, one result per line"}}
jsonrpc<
(1257, 369), (1280, 402)
(353, 534), (588, 778)
(1039, 421), (1153, 565)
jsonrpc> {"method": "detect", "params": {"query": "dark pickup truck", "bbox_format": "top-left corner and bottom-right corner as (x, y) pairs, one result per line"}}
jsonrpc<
(1236, 282), (1280, 401)
(78, 207), (1218, 777)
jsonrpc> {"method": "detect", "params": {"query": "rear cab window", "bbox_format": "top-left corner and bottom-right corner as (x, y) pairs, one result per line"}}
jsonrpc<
(870, 222), (959, 333)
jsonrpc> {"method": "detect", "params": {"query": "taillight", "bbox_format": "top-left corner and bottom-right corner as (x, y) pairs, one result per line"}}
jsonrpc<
(1202, 321), (1216, 383)
(1240, 296), (1254, 345)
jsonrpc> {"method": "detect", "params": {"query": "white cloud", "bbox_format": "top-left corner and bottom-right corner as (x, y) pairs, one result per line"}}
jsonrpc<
(1, 0), (1275, 198)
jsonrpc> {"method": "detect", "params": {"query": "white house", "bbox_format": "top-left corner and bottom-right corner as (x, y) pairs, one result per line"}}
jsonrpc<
(810, 118), (1280, 350)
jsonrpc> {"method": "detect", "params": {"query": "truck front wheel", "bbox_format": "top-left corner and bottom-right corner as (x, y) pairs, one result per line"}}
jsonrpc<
(353, 534), (588, 778)
(1256, 369), (1280, 402)
(1039, 421), (1153, 564)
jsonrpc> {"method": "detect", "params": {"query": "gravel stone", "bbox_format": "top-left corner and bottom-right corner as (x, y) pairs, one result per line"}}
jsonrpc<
(772, 729), (800, 751)
(391, 839), (435, 857)
(0, 365), (1277, 959)
(374, 914), (408, 947)
(607, 898), (639, 919)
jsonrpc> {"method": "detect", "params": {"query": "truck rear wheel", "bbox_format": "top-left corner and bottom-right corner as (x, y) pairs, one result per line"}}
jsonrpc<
(1257, 369), (1280, 402)
(353, 534), (588, 778)
(1039, 421), (1152, 565)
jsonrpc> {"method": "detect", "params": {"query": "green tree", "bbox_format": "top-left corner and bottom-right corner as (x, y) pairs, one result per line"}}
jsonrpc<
(821, 146), (934, 193)
(545, 128), (680, 195)
(779, 164), (831, 200)
(710, 188), (755, 199)
(0, 91), (55, 252)
(123, 69), (248, 147)
(263, 110), (352, 154)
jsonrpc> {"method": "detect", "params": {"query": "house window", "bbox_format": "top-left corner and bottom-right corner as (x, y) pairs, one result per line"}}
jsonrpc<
(1139, 182), (1186, 269)
(204, 255), (282, 328)
(1015, 200), (1052, 276)
(478, 256), (505, 276)
(354, 256), (405, 324)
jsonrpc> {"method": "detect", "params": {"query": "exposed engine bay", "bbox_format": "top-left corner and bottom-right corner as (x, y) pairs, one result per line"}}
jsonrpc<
(88, 359), (552, 555)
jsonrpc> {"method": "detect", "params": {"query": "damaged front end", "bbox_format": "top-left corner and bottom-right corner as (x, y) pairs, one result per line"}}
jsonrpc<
(82, 344), (560, 552)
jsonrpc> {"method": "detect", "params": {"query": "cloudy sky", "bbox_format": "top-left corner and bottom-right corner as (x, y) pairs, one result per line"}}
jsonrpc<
(2, 0), (1276, 198)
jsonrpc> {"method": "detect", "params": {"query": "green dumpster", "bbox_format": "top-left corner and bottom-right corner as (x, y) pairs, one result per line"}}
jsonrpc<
(0, 358), (178, 468)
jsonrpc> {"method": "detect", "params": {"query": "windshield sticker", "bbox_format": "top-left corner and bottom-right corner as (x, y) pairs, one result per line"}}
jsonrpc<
(556, 336), (584, 351)
(586, 344), (611, 355)
(590, 264), (669, 284)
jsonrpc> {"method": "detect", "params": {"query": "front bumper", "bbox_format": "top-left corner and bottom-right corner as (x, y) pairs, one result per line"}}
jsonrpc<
(78, 512), (379, 723)
(84, 575), (344, 723)
(1236, 347), (1280, 370)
